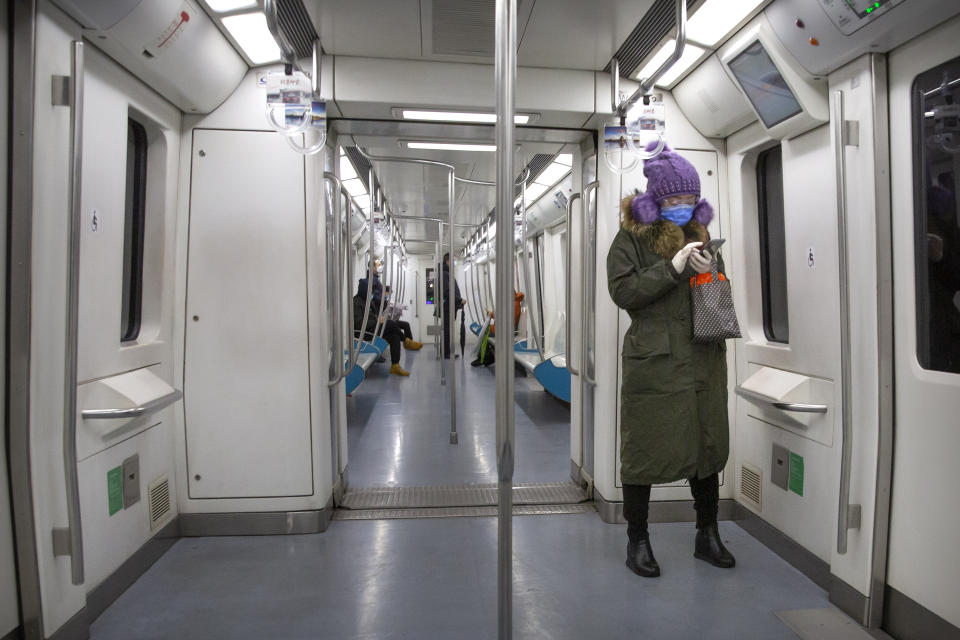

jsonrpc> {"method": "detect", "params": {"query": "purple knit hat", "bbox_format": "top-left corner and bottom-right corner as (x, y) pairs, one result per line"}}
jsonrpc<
(630, 142), (714, 226)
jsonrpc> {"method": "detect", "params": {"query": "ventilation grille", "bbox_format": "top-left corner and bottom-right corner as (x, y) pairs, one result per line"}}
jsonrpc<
(604, 0), (699, 78)
(148, 476), (172, 531)
(740, 463), (762, 511)
(344, 147), (375, 194)
(432, 0), (496, 57)
(277, 0), (320, 59)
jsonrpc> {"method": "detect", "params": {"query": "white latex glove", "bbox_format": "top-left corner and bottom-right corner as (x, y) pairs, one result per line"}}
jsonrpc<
(671, 242), (703, 273)
(688, 249), (713, 274)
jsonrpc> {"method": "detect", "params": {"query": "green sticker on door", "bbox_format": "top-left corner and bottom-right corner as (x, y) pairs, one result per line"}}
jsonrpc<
(107, 466), (123, 516)
(789, 452), (804, 496)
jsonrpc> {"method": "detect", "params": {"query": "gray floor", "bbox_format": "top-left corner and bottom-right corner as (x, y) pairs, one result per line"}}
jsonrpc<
(87, 343), (857, 639)
(346, 344), (571, 486)
(90, 518), (839, 639)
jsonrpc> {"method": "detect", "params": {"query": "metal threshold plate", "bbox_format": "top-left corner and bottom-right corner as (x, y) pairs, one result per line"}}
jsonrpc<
(333, 503), (596, 521)
(339, 482), (588, 510)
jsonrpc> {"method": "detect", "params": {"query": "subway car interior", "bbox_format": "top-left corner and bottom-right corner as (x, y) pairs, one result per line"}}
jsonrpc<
(2, 0), (960, 638)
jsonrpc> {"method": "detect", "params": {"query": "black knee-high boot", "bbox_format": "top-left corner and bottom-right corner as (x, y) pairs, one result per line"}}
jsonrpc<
(689, 473), (735, 568)
(622, 484), (659, 577)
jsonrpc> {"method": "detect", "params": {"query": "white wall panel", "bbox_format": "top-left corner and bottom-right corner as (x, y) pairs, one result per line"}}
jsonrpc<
(78, 422), (175, 589)
(184, 129), (313, 499)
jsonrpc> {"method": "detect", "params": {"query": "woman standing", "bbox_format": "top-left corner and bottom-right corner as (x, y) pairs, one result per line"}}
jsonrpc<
(606, 145), (735, 578)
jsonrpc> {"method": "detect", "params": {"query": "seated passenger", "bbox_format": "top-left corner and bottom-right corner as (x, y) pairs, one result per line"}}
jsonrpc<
(354, 279), (409, 377)
(384, 286), (422, 351)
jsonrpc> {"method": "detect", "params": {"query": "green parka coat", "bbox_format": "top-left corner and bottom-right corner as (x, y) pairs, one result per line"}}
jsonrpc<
(606, 207), (729, 486)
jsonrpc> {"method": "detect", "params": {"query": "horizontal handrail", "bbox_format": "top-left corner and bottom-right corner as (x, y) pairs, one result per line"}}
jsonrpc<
(773, 402), (828, 414)
(82, 390), (182, 420)
(735, 386), (828, 415)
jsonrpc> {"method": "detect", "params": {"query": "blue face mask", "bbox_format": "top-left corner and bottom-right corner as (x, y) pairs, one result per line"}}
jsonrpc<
(660, 203), (695, 226)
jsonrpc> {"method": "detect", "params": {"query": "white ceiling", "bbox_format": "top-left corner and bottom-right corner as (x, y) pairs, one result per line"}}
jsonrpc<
(340, 127), (581, 248)
(306, 0), (656, 71)
(312, 0), (650, 251)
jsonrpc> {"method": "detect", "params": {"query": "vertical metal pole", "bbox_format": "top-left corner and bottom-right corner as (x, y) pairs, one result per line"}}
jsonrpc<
(437, 228), (445, 375)
(448, 170), (458, 443)
(495, 0), (517, 636)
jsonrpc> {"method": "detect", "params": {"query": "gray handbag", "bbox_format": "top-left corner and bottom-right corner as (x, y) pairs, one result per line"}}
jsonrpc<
(690, 259), (741, 343)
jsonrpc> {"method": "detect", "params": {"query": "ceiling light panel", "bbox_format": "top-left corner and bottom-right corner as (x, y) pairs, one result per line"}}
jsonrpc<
(554, 153), (573, 166)
(406, 142), (496, 152)
(523, 182), (549, 205)
(687, 0), (766, 47)
(339, 154), (358, 181)
(206, 0), (257, 12)
(343, 178), (367, 198)
(636, 39), (706, 87)
(221, 12), (281, 64)
(533, 163), (571, 189)
(400, 110), (531, 125)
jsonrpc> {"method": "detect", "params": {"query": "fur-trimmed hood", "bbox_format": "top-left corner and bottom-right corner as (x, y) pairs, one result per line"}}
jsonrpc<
(620, 200), (710, 260)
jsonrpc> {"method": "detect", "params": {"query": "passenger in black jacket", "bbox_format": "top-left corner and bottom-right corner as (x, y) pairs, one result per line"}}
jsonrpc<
(354, 279), (409, 376)
(439, 253), (466, 359)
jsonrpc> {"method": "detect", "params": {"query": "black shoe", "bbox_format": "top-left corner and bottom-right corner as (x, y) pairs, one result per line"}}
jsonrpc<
(694, 524), (735, 568)
(626, 538), (660, 577)
(376, 356), (386, 363)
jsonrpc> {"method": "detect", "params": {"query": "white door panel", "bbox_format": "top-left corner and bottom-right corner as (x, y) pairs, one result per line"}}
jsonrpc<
(887, 20), (960, 628)
(185, 129), (313, 499)
(727, 123), (841, 564)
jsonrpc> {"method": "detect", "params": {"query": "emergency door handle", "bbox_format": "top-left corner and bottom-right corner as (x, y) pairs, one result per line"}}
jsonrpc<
(81, 390), (182, 420)
(772, 401), (827, 414)
(735, 386), (827, 414)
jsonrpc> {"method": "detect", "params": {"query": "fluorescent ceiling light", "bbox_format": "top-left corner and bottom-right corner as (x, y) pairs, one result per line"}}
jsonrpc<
(352, 193), (371, 209)
(339, 154), (358, 181)
(636, 39), (706, 87)
(554, 153), (573, 166)
(524, 182), (549, 205)
(343, 178), (367, 198)
(406, 141), (496, 152)
(222, 12), (281, 64)
(206, 0), (256, 12)
(687, 0), (765, 47)
(401, 110), (530, 125)
(533, 163), (571, 189)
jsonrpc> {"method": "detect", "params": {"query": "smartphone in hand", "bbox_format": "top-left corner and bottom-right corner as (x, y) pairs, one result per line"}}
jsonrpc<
(701, 238), (725, 254)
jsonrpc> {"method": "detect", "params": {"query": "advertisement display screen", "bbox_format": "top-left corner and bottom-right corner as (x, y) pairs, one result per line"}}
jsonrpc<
(728, 40), (803, 128)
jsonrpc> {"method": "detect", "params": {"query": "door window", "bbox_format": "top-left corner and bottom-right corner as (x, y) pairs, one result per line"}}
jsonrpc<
(121, 118), (148, 342)
(912, 56), (960, 373)
(757, 145), (789, 343)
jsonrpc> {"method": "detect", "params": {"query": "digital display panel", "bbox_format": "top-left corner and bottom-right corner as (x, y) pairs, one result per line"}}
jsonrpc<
(728, 40), (803, 129)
